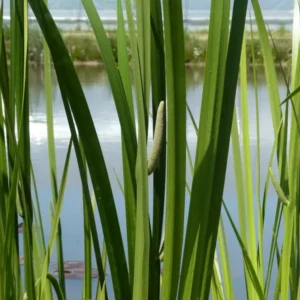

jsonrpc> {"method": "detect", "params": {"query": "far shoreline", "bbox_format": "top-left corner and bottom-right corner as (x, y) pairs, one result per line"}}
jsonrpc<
(3, 26), (293, 67)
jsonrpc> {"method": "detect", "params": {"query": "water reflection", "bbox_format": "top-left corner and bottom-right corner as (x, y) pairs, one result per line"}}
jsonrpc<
(27, 65), (287, 299)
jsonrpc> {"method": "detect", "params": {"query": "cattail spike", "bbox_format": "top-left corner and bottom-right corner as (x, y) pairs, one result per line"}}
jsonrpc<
(269, 168), (289, 206)
(148, 101), (165, 175)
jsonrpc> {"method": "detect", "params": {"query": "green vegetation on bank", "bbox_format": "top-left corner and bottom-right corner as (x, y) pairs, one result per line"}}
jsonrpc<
(3, 25), (293, 65)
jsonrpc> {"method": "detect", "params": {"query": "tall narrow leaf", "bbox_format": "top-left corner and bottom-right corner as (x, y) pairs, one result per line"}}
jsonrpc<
(117, 0), (136, 283)
(179, 0), (248, 298)
(148, 0), (166, 297)
(28, 1), (131, 298)
(161, 0), (186, 298)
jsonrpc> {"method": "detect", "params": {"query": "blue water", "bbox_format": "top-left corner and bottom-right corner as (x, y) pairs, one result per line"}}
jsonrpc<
(2, 0), (294, 13)
(2, 0), (295, 32)
(3, 0), (295, 31)
(3, 0), (293, 10)
(17, 65), (286, 299)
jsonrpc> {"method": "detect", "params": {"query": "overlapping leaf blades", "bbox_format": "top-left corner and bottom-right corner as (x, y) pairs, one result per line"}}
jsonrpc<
(1, 0), (299, 299)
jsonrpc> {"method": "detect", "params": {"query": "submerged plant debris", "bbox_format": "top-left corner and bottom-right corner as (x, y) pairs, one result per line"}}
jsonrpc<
(51, 261), (99, 279)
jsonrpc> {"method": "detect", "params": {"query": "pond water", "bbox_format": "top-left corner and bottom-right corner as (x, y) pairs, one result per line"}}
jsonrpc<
(3, 2), (294, 32)
(23, 65), (288, 299)
(3, 0), (294, 11)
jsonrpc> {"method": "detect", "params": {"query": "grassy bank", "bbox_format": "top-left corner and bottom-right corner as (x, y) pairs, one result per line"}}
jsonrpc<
(3, 25), (292, 66)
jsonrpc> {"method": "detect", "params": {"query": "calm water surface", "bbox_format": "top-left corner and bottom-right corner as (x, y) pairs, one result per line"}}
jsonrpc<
(23, 65), (287, 299)
(3, 0), (293, 10)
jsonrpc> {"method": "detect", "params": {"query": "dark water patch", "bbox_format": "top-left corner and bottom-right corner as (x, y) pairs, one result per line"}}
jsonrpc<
(51, 261), (99, 279)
